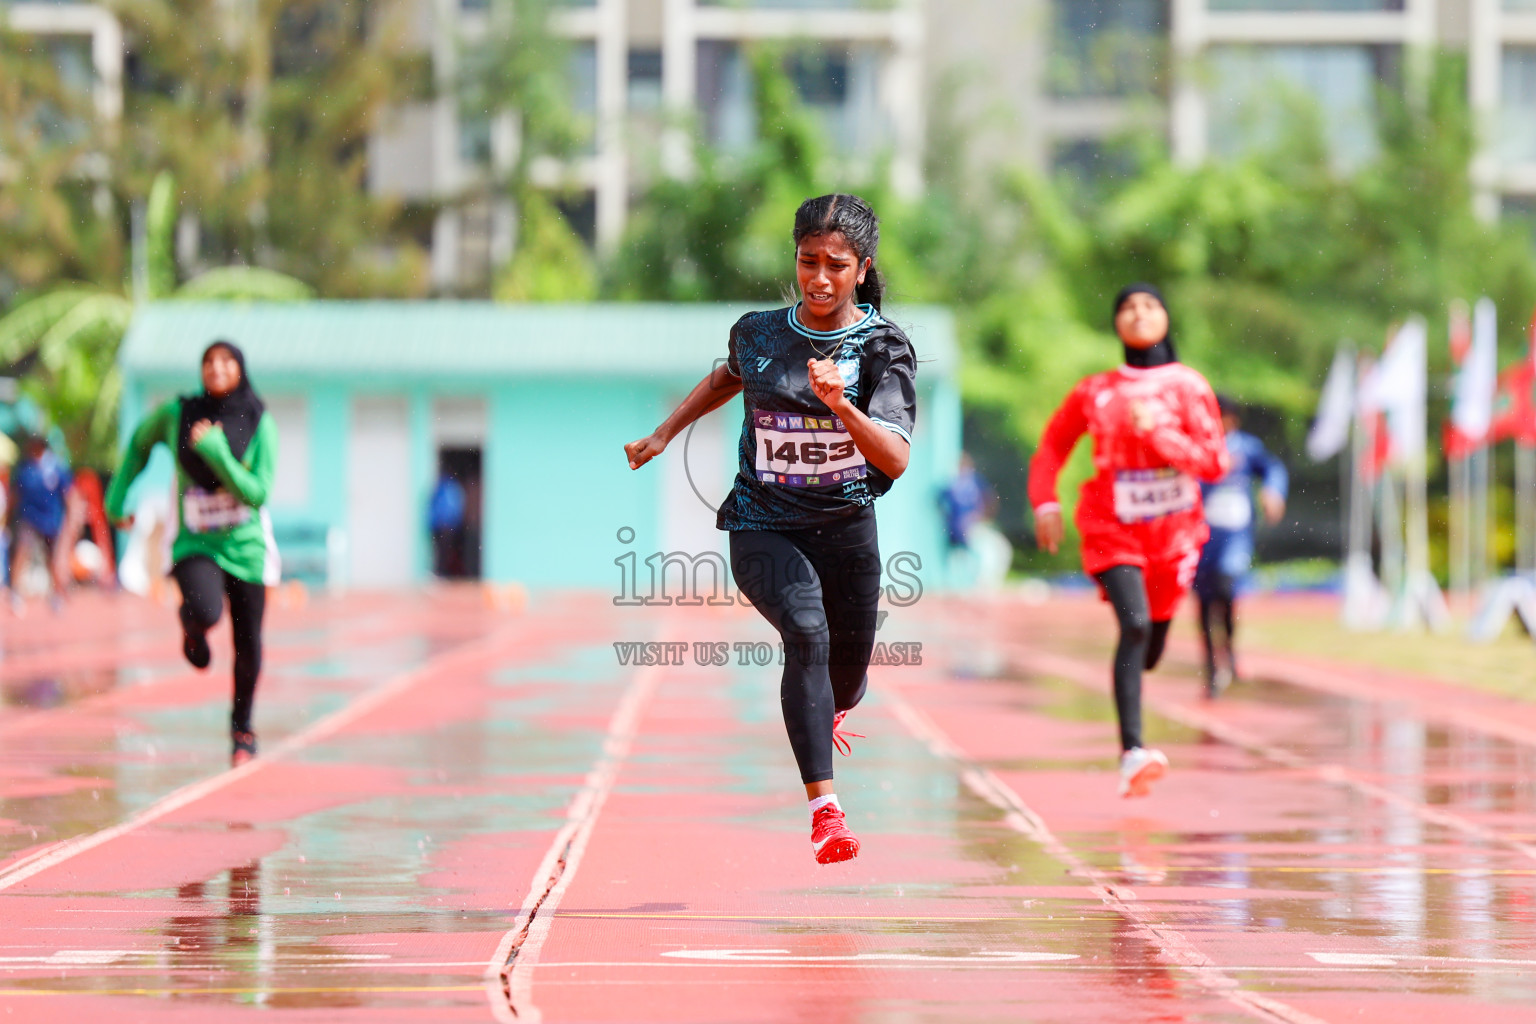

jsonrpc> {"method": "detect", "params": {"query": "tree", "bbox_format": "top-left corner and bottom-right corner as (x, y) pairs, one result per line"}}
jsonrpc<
(0, 24), (122, 299)
(0, 172), (312, 466)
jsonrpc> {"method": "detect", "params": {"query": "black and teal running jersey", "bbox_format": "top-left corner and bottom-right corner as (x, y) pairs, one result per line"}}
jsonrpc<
(716, 304), (917, 531)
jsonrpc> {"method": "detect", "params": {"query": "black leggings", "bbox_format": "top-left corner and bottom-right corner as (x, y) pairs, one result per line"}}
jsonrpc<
(729, 510), (881, 785)
(172, 556), (267, 734)
(1198, 574), (1238, 675)
(1095, 565), (1171, 752)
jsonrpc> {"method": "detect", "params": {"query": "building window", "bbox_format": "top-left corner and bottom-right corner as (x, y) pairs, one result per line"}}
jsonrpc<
(695, 42), (886, 153)
(1207, 44), (1395, 168)
(1502, 47), (1536, 166)
(570, 40), (598, 154)
(629, 49), (663, 112)
(554, 190), (597, 247)
(1504, 197), (1536, 251)
(1049, 0), (1166, 99)
(1051, 139), (1141, 200)
(1208, 0), (1401, 10)
(697, 0), (873, 7)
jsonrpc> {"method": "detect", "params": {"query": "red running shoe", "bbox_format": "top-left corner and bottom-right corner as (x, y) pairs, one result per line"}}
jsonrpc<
(811, 803), (860, 864)
(231, 731), (258, 768)
(832, 710), (865, 756)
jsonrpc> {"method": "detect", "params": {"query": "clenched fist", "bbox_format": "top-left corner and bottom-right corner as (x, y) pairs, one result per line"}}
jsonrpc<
(808, 358), (850, 413)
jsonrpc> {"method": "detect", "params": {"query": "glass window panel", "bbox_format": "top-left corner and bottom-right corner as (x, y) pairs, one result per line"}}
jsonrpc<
(1209, 0), (1400, 10)
(1505, 0), (1536, 10)
(628, 49), (663, 112)
(695, 43), (886, 154)
(1049, 0), (1166, 99)
(1502, 48), (1536, 165)
(1207, 44), (1390, 168)
(697, 0), (887, 7)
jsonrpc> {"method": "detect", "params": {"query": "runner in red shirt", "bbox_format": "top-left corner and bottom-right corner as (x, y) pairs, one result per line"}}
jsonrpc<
(1029, 284), (1229, 797)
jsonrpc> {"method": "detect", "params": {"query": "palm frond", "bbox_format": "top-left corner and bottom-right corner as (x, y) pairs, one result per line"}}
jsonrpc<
(176, 266), (314, 302)
(0, 289), (104, 365)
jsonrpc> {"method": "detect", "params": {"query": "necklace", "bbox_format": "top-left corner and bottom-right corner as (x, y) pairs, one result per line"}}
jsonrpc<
(794, 302), (862, 359)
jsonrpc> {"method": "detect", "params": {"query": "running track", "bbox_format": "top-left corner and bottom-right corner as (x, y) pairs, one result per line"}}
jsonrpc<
(2, 588), (1535, 1022)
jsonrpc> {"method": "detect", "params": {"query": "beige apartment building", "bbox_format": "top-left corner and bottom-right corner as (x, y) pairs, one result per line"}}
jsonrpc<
(10, 0), (1536, 288)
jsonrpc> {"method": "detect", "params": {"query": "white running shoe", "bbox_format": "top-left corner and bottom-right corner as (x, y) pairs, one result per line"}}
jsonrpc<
(1118, 747), (1169, 798)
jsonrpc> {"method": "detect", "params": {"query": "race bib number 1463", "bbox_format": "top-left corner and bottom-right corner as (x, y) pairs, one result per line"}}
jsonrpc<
(754, 409), (867, 488)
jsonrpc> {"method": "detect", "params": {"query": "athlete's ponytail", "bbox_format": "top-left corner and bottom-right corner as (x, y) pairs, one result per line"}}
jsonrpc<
(793, 194), (883, 312)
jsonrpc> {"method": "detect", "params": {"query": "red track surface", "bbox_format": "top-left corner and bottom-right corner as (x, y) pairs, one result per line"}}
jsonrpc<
(3, 588), (1536, 1022)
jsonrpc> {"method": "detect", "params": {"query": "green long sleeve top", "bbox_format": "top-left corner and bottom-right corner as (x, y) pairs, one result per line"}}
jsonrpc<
(105, 398), (280, 585)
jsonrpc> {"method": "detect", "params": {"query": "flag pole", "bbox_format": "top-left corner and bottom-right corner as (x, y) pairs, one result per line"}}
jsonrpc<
(1344, 353), (1380, 630)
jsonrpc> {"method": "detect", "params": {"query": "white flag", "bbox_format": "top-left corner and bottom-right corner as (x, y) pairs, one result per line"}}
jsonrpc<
(1307, 345), (1356, 461)
(1451, 298), (1497, 442)
(1360, 317), (1428, 466)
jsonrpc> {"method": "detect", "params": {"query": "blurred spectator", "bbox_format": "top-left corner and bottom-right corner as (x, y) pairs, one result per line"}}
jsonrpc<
(941, 453), (990, 549)
(940, 454), (1013, 591)
(428, 473), (467, 578)
(61, 468), (118, 589)
(10, 433), (72, 610)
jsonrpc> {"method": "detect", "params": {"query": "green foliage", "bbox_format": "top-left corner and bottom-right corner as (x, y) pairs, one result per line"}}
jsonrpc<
(0, 174), (312, 465)
(609, 49), (1536, 572)
(109, 0), (427, 297)
(493, 190), (597, 302)
(0, 27), (121, 295)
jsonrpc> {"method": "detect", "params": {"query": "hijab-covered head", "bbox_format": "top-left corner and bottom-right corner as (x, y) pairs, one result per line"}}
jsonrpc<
(177, 340), (265, 491)
(1112, 282), (1177, 368)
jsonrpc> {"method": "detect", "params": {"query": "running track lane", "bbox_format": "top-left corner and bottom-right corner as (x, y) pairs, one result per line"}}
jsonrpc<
(0, 592), (653, 1022)
(900, 597), (1536, 1022)
(504, 605), (1324, 1024)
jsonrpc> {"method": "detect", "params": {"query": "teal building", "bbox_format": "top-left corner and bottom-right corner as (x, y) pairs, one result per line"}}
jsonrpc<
(117, 302), (962, 591)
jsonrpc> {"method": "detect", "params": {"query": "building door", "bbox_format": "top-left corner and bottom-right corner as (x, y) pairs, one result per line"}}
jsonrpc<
(433, 447), (483, 579)
(347, 397), (413, 587)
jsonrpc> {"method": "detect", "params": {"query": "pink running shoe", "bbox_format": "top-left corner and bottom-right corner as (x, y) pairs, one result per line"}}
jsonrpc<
(831, 710), (865, 756)
(811, 803), (860, 864)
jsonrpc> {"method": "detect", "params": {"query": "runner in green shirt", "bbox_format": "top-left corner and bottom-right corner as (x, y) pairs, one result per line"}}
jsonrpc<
(106, 341), (279, 766)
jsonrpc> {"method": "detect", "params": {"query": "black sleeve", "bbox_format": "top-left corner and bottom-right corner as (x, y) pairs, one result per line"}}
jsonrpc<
(862, 331), (917, 444)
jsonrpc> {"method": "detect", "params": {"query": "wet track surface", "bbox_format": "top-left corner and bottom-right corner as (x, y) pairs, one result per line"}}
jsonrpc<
(2, 589), (1535, 1021)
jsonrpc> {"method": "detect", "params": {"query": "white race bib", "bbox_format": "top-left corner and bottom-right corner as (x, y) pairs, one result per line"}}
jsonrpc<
(1113, 469), (1197, 523)
(182, 486), (251, 534)
(753, 409), (867, 488)
(1203, 486), (1252, 531)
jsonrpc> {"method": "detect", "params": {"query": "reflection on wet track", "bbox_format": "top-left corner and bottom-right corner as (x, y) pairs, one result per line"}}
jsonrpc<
(1, 589), (1535, 1021)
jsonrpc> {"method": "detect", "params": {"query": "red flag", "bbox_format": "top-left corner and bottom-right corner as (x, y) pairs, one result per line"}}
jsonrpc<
(1489, 308), (1536, 445)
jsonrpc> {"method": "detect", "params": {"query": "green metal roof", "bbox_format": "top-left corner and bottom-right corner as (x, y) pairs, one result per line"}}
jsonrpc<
(121, 301), (958, 381)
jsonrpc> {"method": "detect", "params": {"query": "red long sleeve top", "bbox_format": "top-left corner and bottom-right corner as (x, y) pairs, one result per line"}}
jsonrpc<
(1029, 362), (1230, 575)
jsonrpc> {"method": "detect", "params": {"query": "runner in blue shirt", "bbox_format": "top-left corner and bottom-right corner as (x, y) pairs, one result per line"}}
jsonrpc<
(1194, 396), (1287, 697)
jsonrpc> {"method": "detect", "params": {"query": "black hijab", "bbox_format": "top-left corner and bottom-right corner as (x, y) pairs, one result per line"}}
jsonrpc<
(178, 340), (265, 492)
(1113, 282), (1177, 368)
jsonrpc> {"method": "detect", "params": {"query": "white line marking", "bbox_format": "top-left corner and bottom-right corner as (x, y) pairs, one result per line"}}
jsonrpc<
(660, 949), (1078, 963)
(884, 687), (1330, 1024)
(1013, 646), (1536, 867)
(1307, 953), (1398, 966)
(1308, 951), (1536, 968)
(0, 627), (522, 894)
(483, 662), (664, 1023)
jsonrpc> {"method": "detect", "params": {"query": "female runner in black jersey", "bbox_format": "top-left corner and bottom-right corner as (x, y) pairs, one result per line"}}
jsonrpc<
(624, 194), (917, 864)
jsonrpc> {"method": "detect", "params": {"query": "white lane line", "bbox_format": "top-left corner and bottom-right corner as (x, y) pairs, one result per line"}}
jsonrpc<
(1308, 951), (1536, 968)
(483, 661), (664, 1023)
(0, 627), (523, 893)
(883, 687), (1331, 1024)
(661, 949), (1078, 963)
(1013, 645), (1536, 867)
